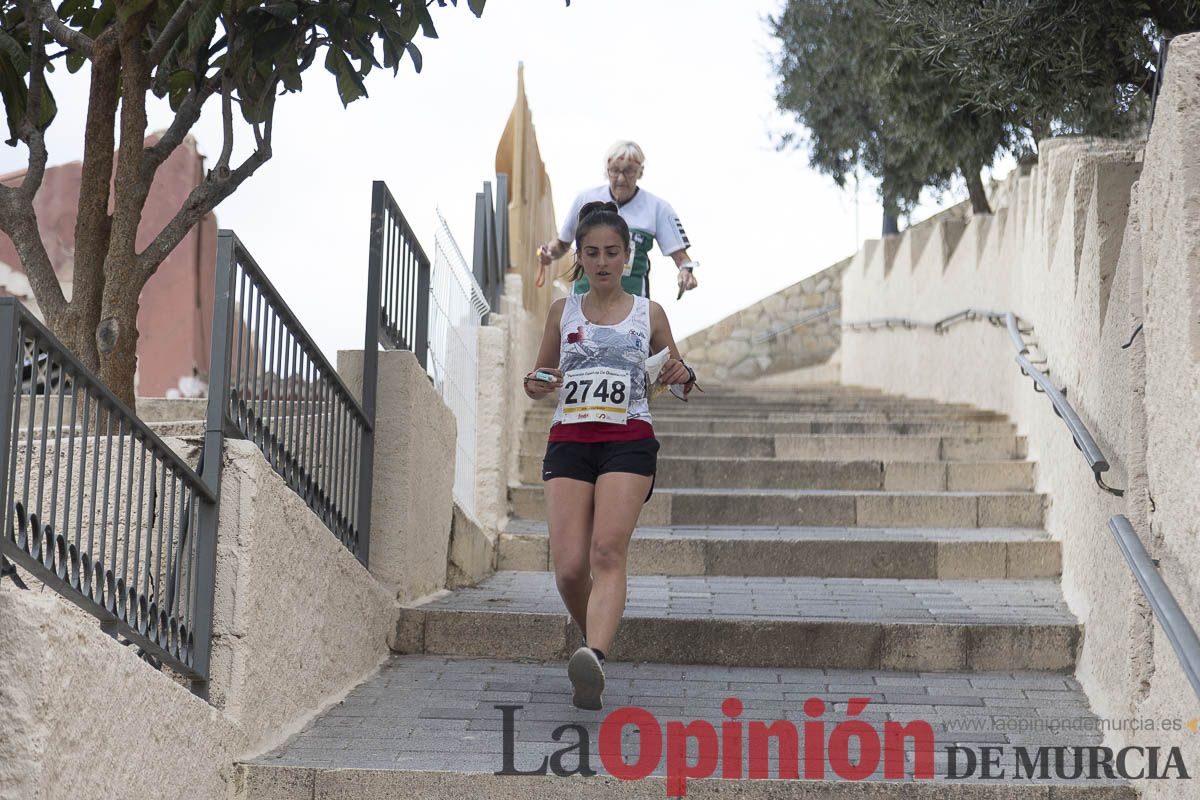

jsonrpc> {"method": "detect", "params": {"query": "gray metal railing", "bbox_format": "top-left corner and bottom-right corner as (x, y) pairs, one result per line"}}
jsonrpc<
(1109, 514), (1200, 701)
(368, 180), (431, 368)
(756, 305), (839, 343)
(0, 298), (217, 690)
(472, 175), (509, 312)
(209, 231), (373, 562)
(834, 307), (1124, 496)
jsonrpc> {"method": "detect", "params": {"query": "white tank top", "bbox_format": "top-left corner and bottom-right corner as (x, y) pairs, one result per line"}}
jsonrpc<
(552, 294), (652, 426)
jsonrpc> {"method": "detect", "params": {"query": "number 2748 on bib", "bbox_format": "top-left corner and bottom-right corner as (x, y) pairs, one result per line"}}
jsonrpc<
(561, 367), (630, 424)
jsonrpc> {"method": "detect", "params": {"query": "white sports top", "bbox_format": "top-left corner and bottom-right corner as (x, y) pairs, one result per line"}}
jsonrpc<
(552, 294), (652, 426)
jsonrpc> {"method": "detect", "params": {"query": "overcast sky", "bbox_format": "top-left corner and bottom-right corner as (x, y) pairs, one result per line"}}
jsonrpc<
(0, 0), (980, 358)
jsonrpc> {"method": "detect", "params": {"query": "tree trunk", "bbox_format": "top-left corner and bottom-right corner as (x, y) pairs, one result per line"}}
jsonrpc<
(69, 36), (121, 375)
(963, 165), (993, 215)
(96, 270), (142, 409)
(881, 193), (900, 236)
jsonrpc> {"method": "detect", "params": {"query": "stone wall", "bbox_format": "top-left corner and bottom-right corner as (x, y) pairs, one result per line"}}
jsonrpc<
(828, 34), (1200, 800)
(0, 435), (398, 800)
(677, 258), (846, 383)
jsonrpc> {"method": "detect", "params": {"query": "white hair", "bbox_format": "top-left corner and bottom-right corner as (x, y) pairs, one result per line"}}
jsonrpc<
(604, 140), (645, 170)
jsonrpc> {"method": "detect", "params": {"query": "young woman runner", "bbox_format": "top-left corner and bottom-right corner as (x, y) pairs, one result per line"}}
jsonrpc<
(524, 201), (695, 710)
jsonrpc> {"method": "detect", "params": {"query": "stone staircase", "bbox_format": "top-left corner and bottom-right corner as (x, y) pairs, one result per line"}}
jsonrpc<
(239, 386), (1132, 798)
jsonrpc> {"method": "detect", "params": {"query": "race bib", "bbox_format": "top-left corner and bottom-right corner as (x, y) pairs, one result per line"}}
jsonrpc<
(560, 366), (631, 424)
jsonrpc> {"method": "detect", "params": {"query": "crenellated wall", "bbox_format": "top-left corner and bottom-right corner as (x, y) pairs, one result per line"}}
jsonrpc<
(675, 33), (1200, 799)
(830, 35), (1199, 799)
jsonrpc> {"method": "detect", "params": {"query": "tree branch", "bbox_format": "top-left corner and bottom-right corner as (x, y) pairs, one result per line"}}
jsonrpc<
(20, 0), (49, 200)
(35, 0), (94, 57)
(136, 146), (272, 279)
(136, 87), (277, 279)
(0, 197), (68, 322)
(216, 75), (234, 172)
(147, 0), (203, 65)
(105, 16), (155, 273)
(143, 74), (220, 173)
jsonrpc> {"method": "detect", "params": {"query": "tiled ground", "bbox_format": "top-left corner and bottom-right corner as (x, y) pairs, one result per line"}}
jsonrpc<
(253, 655), (1116, 783)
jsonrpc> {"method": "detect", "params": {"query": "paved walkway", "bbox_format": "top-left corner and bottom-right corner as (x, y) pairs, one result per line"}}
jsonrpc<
(253, 655), (1109, 782)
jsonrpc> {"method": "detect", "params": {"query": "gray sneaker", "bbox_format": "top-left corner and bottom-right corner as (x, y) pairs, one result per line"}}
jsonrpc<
(568, 646), (605, 710)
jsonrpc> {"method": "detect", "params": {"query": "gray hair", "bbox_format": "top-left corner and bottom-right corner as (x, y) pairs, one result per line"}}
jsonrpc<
(604, 140), (645, 172)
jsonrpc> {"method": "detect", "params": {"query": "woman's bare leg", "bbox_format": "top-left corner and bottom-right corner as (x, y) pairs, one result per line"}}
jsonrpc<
(544, 477), (595, 641)
(584, 471), (653, 654)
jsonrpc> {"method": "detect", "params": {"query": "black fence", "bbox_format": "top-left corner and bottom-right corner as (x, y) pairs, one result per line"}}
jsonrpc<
(208, 231), (374, 563)
(368, 181), (431, 367)
(0, 298), (217, 688)
(472, 175), (509, 312)
(3, 181), (510, 701)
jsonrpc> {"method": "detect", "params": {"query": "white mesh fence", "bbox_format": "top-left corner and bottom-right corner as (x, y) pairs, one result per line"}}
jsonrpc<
(427, 210), (490, 518)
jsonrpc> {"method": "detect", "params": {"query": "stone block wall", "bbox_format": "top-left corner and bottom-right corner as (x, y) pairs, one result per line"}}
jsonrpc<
(677, 258), (847, 383)
(830, 35), (1200, 800)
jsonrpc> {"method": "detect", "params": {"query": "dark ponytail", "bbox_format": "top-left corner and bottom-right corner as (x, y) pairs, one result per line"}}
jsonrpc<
(566, 201), (631, 282)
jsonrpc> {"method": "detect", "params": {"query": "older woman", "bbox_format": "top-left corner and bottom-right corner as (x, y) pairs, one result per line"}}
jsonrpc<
(536, 141), (699, 299)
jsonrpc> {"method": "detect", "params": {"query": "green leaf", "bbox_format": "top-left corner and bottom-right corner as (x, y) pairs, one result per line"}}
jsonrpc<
(165, 69), (195, 111)
(66, 52), (85, 73)
(467, 0), (485, 17)
(0, 31), (29, 75)
(252, 26), (295, 61)
(261, 2), (299, 20)
(0, 55), (27, 146)
(324, 46), (367, 106)
(416, 4), (438, 38)
(185, 0), (221, 56)
(404, 41), (422, 72)
(35, 84), (57, 129)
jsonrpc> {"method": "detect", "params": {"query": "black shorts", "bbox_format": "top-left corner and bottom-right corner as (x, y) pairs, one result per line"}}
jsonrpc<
(542, 438), (660, 502)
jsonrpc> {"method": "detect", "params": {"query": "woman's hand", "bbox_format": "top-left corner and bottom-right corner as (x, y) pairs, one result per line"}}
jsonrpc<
(658, 358), (692, 386)
(524, 367), (563, 398)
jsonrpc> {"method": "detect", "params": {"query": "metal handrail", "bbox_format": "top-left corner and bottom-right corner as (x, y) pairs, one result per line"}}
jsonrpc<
(836, 307), (1124, 496)
(0, 297), (215, 690)
(755, 305), (838, 343)
(223, 233), (371, 430)
(1109, 514), (1200, 701)
(210, 231), (373, 562)
(369, 180), (432, 367)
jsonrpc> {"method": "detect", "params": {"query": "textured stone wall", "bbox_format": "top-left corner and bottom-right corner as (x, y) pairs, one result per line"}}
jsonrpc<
(678, 258), (846, 383)
(1, 435), (397, 800)
(834, 34), (1200, 800)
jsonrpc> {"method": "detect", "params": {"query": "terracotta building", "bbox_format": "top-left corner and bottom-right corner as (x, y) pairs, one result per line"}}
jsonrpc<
(0, 134), (217, 398)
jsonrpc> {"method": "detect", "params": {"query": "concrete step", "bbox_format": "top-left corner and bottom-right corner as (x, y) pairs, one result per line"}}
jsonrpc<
(240, 655), (1130, 796)
(521, 432), (1027, 462)
(518, 454), (1036, 491)
(392, 573), (1080, 672)
(527, 404), (1010, 420)
(509, 486), (1045, 529)
(496, 522), (1060, 579)
(524, 416), (1016, 436)
(525, 409), (1010, 428)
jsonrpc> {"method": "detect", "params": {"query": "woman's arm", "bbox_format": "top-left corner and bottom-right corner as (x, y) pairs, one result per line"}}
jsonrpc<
(648, 301), (692, 386)
(524, 299), (566, 399)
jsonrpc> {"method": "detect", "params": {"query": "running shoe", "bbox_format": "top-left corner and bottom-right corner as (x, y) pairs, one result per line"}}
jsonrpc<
(567, 646), (605, 710)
